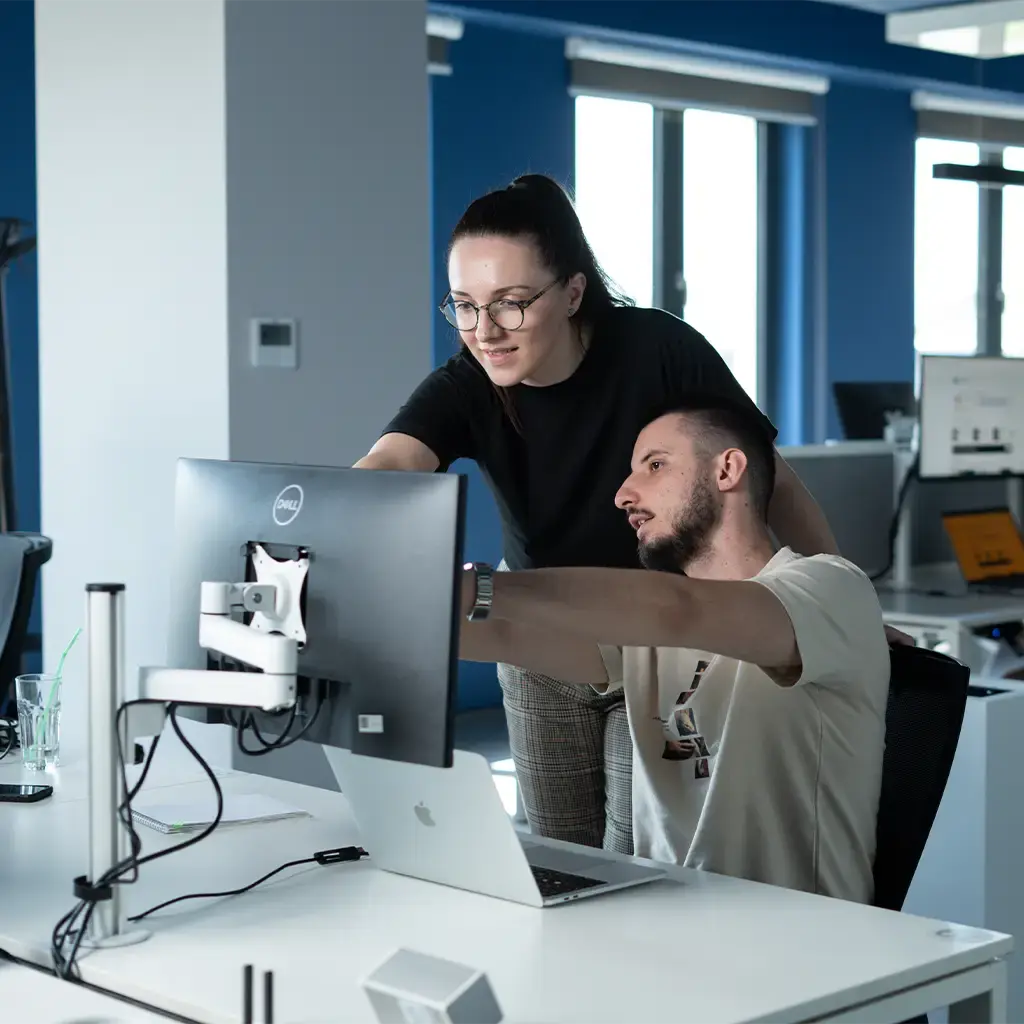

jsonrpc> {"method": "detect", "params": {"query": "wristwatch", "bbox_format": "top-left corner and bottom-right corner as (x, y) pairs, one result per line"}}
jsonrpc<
(464, 562), (495, 622)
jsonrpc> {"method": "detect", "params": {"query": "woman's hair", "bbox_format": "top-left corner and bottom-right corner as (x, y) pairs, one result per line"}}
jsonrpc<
(448, 173), (634, 325)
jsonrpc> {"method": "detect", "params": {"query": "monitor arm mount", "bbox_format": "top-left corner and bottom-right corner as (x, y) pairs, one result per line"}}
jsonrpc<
(80, 551), (305, 950)
(136, 579), (298, 712)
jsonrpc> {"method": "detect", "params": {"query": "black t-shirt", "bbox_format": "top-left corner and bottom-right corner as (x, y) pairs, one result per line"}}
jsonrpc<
(383, 306), (777, 570)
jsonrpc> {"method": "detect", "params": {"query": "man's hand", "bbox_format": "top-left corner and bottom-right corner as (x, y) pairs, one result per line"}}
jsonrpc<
(467, 565), (801, 675)
(459, 568), (609, 685)
(884, 624), (915, 647)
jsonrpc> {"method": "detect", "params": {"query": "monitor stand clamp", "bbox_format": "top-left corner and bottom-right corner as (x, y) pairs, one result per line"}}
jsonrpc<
(80, 579), (299, 950)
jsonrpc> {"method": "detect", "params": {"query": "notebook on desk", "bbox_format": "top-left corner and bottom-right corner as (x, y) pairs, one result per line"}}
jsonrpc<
(942, 507), (1024, 593)
(130, 793), (309, 834)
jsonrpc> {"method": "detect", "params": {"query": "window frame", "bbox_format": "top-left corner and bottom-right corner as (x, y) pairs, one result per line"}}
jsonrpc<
(915, 124), (1024, 358)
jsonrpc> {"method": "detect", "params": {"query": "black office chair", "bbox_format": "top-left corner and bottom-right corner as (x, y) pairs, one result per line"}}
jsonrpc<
(873, 643), (969, 914)
(0, 532), (52, 714)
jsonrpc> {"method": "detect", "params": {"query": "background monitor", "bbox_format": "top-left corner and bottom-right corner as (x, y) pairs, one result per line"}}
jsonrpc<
(919, 355), (1024, 480)
(778, 442), (896, 578)
(833, 381), (915, 440)
(169, 459), (466, 769)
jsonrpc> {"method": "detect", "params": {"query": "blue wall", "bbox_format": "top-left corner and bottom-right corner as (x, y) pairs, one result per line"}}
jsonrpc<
(436, 1), (1024, 99)
(0, 0), (41, 677)
(820, 81), (917, 440)
(431, 24), (574, 708)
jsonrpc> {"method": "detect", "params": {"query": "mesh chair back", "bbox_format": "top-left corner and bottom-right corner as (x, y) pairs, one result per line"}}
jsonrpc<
(872, 643), (969, 912)
(0, 533), (51, 710)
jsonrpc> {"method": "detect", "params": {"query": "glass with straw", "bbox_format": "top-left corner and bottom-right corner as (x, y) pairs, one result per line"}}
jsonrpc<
(15, 627), (81, 769)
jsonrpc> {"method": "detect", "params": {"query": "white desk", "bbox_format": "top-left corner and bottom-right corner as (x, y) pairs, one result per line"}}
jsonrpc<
(877, 563), (1024, 675)
(1, 957), (171, 1023)
(0, 741), (229, 803)
(0, 763), (1012, 1024)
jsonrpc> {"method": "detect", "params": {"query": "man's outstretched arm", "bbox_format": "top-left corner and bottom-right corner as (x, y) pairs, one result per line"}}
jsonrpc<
(459, 566), (800, 685)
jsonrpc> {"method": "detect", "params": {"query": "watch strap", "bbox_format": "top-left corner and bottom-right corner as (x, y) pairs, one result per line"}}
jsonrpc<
(464, 562), (494, 622)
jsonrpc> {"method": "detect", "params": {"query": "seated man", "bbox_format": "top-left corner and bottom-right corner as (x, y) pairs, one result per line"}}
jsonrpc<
(459, 397), (890, 904)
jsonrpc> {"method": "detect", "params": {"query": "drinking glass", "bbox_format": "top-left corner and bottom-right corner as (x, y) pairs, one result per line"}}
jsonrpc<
(15, 673), (61, 769)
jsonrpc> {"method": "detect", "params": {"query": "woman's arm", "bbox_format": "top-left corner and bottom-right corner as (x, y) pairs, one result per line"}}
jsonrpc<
(353, 433), (440, 472)
(659, 322), (836, 554)
(771, 452), (914, 646)
(353, 362), (472, 472)
(768, 452), (840, 557)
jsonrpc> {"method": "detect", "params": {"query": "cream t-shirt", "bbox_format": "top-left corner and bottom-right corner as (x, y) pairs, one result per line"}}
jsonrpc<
(597, 548), (890, 904)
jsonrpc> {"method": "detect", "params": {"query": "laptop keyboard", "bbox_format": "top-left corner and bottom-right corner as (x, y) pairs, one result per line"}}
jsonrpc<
(978, 573), (1024, 590)
(530, 865), (605, 899)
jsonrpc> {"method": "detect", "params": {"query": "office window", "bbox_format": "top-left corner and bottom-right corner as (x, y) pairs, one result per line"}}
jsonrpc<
(574, 95), (654, 308)
(575, 97), (761, 399)
(682, 109), (759, 400)
(1002, 146), (1024, 358)
(914, 137), (980, 355)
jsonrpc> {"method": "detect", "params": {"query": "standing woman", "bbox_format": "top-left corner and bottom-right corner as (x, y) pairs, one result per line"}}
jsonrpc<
(356, 174), (839, 854)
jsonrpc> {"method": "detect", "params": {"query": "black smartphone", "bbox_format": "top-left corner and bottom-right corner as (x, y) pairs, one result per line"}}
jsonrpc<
(0, 783), (53, 802)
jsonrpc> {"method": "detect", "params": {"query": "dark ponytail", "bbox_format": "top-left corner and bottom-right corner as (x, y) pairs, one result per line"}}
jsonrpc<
(448, 173), (633, 327)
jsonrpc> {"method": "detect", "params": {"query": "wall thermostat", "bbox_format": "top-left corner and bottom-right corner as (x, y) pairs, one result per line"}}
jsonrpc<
(250, 318), (298, 369)
(361, 947), (503, 1023)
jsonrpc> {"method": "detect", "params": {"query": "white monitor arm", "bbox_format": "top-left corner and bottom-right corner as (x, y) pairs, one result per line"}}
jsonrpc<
(82, 557), (304, 950)
(136, 579), (298, 716)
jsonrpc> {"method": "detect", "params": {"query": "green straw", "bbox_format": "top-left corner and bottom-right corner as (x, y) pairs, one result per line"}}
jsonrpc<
(36, 627), (82, 754)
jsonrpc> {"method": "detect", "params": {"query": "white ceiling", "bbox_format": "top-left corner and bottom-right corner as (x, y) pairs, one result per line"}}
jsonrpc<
(814, 0), (976, 13)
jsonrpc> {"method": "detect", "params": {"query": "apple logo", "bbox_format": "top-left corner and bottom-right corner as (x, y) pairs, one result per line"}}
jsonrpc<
(414, 802), (435, 827)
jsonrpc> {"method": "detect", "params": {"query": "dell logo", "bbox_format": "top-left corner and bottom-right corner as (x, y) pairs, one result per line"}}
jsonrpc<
(272, 484), (304, 526)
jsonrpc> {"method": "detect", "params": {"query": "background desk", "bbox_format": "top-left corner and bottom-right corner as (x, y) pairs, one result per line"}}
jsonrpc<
(0, 762), (1012, 1024)
(878, 563), (1024, 676)
(1, 956), (171, 1023)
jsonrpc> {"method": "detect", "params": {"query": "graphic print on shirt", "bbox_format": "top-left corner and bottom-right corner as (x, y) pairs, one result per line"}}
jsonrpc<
(662, 660), (713, 778)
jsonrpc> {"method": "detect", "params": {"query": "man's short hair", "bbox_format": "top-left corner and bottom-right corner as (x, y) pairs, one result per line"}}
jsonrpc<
(663, 397), (777, 521)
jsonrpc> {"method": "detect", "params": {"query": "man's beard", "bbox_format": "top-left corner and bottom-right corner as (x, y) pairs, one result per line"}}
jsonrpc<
(638, 473), (721, 575)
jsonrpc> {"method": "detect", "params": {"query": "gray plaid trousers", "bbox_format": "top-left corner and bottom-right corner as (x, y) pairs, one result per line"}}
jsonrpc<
(494, 559), (633, 854)
(496, 663), (633, 854)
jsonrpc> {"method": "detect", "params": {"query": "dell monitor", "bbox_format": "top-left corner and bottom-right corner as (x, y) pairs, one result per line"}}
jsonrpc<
(168, 459), (466, 768)
(833, 381), (915, 441)
(919, 355), (1024, 480)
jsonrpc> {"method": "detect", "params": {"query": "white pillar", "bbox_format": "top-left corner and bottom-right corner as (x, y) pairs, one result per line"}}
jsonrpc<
(35, 0), (432, 773)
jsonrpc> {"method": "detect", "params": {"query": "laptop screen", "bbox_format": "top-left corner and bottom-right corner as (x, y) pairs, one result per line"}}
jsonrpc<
(942, 508), (1024, 582)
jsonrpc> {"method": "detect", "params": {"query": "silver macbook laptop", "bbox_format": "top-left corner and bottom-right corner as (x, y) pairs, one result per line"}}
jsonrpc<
(326, 748), (665, 908)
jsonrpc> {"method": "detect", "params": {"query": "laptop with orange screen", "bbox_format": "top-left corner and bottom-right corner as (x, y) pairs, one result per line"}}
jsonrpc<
(942, 507), (1024, 592)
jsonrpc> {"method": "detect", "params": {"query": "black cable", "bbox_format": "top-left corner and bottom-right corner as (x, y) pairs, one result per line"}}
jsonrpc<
(51, 700), (165, 979)
(235, 686), (325, 757)
(128, 844), (367, 923)
(50, 900), (89, 979)
(129, 705), (224, 872)
(0, 717), (16, 760)
(61, 901), (96, 983)
(246, 700), (299, 749)
(108, 704), (166, 888)
(51, 700), (155, 978)
(52, 689), (342, 980)
(870, 454), (920, 583)
(52, 701), (223, 980)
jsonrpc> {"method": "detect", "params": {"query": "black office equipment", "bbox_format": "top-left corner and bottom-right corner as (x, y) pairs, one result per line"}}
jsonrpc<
(169, 459), (466, 769)
(873, 644), (969, 1024)
(0, 217), (37, 534)
(0, 532), (52, 717)
(872, 644), (969, 914)
(833, 381), (915, 440)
